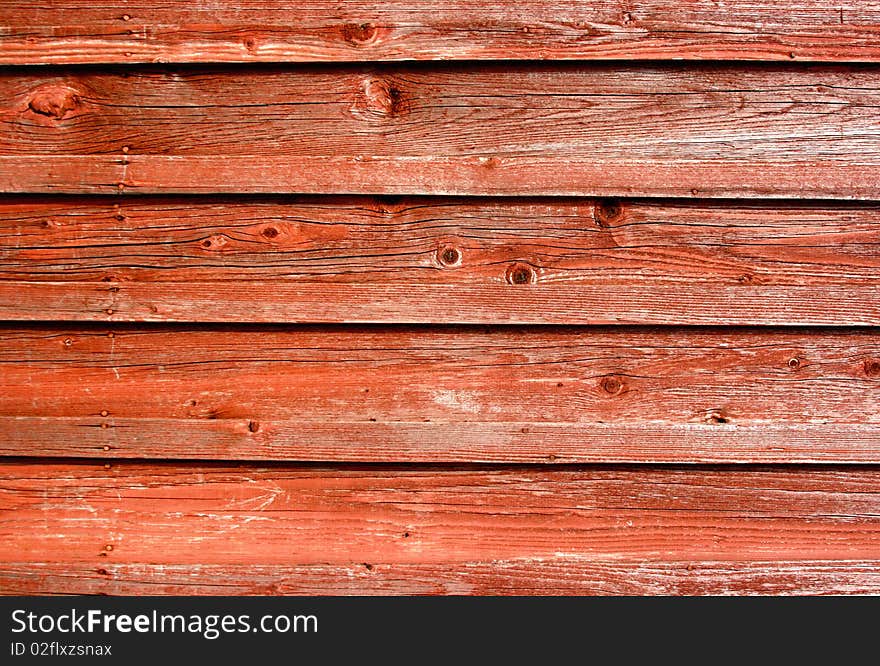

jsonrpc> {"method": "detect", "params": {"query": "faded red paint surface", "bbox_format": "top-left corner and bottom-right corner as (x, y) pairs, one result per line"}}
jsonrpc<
(1, 1), (878, 595)
(3, 1), (880, 64)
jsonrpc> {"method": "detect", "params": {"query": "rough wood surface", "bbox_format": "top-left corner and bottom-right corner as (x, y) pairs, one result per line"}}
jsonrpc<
(1, 196), (879, 325)
(3, 561), (879, 596)
(4, 3), (880, 598)
(6, 418), (880, 464)
(7, 282), (880, 326)
(3, 64), (880, 197)
(2, 326), (878, 463)
(3, 2), (880, 64)
(1, 462), (879, 595)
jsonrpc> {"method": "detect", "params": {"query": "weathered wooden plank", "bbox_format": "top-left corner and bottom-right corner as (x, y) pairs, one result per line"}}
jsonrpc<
(4, 155), (879, 199)
(7, 196), (879, 287)
(1, 197), (879, 324)
(2, 326), (878, 462)
(1, 462), (879, 595)
(5, 282), (880, 326)
(3, 65), (880, 197)
(3, 1), (880, 64)
(3, 561), (879, 596)
(5, 418), (880, 464)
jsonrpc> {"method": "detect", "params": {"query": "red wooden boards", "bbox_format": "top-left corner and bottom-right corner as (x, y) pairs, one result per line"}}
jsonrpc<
(3, 1), (880, 64)
(3, 64), (880, 197)
(1, 197), (879, 325)
(1, 462), (879, 595)
(1, 326), (878, 463)
(3, 2), (880, 598)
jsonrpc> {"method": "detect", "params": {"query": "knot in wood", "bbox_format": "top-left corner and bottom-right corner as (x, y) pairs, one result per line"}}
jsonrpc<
(437, 245), (462, 267)
(356, 77), (407, 118)
(594, 199), (624, 227)
(201, 234), (230, 251)
(600, 375), (625, 396)
(340, 22), (379, 46)
(506, 263), (537, 285)
(27, 84), (80, 120)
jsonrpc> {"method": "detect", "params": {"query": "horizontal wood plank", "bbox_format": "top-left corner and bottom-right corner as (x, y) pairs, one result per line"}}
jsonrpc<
(2, 462), (879, 594)
(6, 282), (880, 326)
(7, 1), (880, 602)
(3, 64), (880, 197)
(3, 561), (879, 596)
(5, 418), (880, 465)
(1, 197), (879, 325)
(2, 326), (878, 462)
(3, 2), (880, 64)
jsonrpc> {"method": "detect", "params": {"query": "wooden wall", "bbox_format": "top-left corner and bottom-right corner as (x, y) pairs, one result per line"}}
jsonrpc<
(1, 2), (879, 595)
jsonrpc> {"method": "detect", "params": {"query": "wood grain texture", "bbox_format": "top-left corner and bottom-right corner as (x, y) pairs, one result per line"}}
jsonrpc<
(4, 3), (879, 600)
(2, 462), (879, 595)
(1, 196), (879, 325)
(3, 64), (880, 197)
(2, 326), (878, 462)
(4, 1), (880, 64)
(6, 282), (880, 326)
(3, 561), (879, 596)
